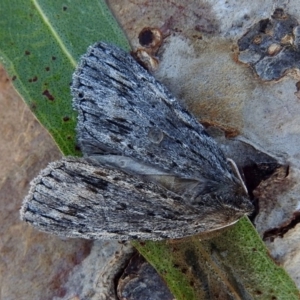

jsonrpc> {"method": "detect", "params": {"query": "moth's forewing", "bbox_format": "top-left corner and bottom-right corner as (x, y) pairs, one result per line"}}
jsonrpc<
(71, 42), (233, 185)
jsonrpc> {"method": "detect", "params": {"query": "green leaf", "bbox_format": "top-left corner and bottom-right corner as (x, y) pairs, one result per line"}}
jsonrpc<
(134, 217), (299, 299)
(0, 0), (130, 155)
(1, 1), (298, 299)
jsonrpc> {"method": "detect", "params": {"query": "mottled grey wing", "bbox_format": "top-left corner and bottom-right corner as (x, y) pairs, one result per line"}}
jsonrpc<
(21, 157), (221, 240)
(71, 42), (234, 186)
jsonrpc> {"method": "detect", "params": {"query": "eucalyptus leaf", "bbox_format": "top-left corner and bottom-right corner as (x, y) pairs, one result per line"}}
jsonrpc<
(134, 217), (299, 299)
(0, 0), (130, 155)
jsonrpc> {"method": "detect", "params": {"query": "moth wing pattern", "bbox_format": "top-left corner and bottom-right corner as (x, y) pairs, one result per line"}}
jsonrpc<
(71, 42), (234, 187)
(21, 42), (254, 240)
(21, 157), (220, 240)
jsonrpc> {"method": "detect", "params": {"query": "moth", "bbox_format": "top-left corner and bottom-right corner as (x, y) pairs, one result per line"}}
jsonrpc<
(21, 42), (253, 240)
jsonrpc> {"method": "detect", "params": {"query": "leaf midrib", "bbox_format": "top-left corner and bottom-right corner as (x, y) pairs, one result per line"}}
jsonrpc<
(32, 0), (76, 68)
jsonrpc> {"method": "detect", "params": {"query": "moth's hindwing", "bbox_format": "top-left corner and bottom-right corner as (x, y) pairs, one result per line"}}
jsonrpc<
(21, 157), (225, 240)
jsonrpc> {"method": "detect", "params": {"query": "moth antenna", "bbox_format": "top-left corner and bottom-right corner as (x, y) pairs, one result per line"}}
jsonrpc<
(227, 158), (248, 194)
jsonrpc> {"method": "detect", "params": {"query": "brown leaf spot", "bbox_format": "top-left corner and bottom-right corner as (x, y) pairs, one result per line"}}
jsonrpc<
(181, 268), (188, 274)
(63, 6), (67, 11)
(12, 75), (17, 81)
(189, 280), (195, 287)
(52, 56), (57, 60)
(30, 102), (37, 110)
(28, 76), (38, 83)
(42, 89), (55, 101)
(45, 66), (50, 71)
(25, 50), (30, 55)
(63, 116), (70, 122)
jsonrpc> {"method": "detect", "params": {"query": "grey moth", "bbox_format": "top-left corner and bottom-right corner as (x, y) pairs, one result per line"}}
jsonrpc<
(21, 42), (253, 240)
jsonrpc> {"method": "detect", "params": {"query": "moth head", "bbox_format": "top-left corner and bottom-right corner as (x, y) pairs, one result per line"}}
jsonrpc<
(192, 184), (254, 230)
